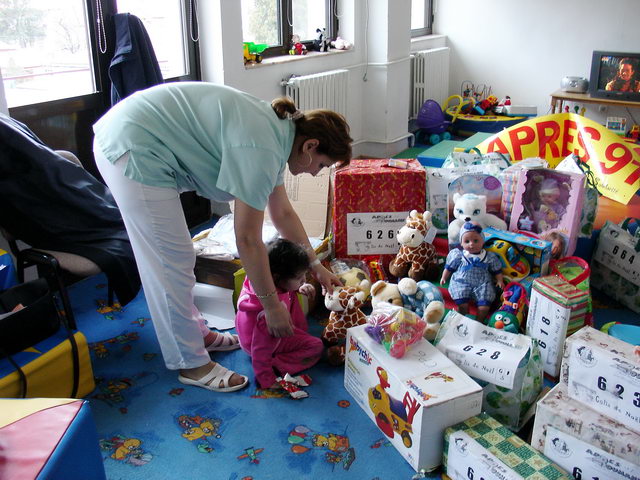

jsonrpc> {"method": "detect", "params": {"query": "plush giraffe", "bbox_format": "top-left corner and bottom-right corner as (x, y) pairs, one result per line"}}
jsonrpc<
(389, 210), (440, 282)
(322, 286), (367, 343)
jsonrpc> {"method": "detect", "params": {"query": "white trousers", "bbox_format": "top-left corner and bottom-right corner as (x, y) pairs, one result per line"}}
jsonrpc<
(95, 143), (210, 370)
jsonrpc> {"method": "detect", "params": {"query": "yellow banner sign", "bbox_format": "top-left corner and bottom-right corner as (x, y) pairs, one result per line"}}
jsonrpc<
(474, 113), (640, 204)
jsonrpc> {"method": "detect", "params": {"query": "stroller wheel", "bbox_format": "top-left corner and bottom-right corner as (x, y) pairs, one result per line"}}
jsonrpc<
(429, 133), (442, 145)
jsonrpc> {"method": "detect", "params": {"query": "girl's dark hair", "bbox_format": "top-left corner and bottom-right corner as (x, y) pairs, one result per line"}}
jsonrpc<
(271, 96), (352, 166)
(267, 238), (310, 285)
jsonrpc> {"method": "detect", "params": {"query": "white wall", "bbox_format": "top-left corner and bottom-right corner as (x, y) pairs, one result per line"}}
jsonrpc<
(434, 0), (640, 123)
(198, 0), (417, 158)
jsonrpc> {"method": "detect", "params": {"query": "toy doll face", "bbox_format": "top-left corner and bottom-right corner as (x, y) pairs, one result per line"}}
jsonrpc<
(539, 189), (560, 205)
(461, 231), (484, 254)
(278, 270), (308, 292)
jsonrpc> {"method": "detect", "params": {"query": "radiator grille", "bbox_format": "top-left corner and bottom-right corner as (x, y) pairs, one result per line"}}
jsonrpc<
(284, 69), (349, 117)
(410, 47), (450, 118)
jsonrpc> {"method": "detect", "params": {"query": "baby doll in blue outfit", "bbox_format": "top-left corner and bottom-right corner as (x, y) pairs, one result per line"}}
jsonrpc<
(440, 222), (504, 323)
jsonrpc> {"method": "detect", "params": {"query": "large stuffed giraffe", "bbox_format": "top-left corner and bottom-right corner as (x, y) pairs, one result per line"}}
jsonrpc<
(389, 210), (440, 282)
(322, 286), (367, 343)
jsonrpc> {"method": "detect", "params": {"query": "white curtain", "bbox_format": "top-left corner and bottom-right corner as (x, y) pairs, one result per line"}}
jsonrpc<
(0, 67), (8, 115)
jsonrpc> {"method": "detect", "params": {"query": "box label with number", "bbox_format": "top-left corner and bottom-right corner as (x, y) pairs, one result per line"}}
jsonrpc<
(446, 431), (522, 480)
(527, 276), (589, 378)
(346, 212), (406, 255)
(543, 426), (639, 480)
(561, 326), (640, 435)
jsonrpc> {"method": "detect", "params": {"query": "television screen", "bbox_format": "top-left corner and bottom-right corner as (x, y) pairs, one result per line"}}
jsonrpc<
(590, 51), (640, 101)
(597, 55), (640, 93)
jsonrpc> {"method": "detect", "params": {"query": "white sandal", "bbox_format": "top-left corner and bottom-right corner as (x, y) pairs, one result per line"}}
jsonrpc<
(178, 363), (248, 393)
(205, 332), (241, 352)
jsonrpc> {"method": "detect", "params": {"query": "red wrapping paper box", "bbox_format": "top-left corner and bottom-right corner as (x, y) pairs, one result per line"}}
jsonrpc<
(331, 159), (426, 268)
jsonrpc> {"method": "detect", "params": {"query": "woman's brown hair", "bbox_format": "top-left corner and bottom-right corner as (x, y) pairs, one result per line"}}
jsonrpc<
(272, 96), (352, 166)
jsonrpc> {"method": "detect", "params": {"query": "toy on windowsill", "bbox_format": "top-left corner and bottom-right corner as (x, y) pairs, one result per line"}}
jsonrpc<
(447, 192), (507, 247)
(289, 34), (307, 55)
(323, 286), (367, 346)
(486, 281), (528, 333)
(365, 303), (427, 358)
(330, 36), (352, 50)
(311, 28), (330, 52)
(440, 222), (505, 323)
(388, 210), (440, 282)
(397, 278), (445, 341)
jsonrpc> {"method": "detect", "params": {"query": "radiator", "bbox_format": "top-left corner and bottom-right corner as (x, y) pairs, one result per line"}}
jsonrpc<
(410, 47), (450, 119)
(284, 69), (349, 117)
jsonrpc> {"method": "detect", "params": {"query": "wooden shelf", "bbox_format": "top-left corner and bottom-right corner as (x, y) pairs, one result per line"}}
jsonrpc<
(550, 90), (640, 113)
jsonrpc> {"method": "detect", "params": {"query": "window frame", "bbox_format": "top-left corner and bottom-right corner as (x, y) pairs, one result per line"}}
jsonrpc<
(251, 0), (338, 59)
(7, 0), (201, 117)
(411, 0), (434, 38)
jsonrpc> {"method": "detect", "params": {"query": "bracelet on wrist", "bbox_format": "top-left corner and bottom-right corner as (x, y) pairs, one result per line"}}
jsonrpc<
(310, 258), (321, 267)
(255, 290), (277, 300)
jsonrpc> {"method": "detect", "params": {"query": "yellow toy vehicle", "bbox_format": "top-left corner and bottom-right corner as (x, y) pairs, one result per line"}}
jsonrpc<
(243, 42), (268, 65)
(368, 367), (420, 448)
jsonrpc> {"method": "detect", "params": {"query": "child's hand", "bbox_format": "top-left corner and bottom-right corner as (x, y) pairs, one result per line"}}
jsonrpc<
(298, 282), (315, 300)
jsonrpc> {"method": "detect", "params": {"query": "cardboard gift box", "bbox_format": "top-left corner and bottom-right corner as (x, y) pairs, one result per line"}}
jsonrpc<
(532, 383), (640, 476)
(443, 413), (570, 480)
(483, 227), (552, 280)
(435, 311), (543, 431)
(344, 324), (482, 472)
(331, 159), (426, 268)
(560, 326), (640, 435)
(527, 275), (590, 379)
(0, 398), (106, 480)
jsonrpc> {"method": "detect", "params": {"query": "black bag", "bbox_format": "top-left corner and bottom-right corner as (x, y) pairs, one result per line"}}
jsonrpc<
(0, 278), (61, 355)
(0, 278), (79, 397)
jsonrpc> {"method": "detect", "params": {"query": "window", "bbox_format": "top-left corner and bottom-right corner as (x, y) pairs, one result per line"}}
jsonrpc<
(411, 0), (433, 37)
(241, 0), (337, 58)
(1, 0), (199, 109)
(0, 0), (95, 108)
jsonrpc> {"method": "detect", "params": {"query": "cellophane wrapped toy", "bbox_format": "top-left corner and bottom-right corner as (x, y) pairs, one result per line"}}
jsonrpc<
(364, 303), (426, 358)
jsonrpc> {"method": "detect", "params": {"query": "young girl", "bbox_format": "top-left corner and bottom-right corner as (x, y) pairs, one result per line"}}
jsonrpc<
(440, 222), (504, 323)
(236, 238), (324, 391)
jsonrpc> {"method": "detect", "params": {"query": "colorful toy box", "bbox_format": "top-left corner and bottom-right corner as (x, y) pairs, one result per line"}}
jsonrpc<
(344, 324), (482, 472)
(0, 398), (106, 480)
(509, 168), (585, 256)
(435, 311), (543, 431)
(531, 383), (640, 477)
(527, 276), (590, 379)
(331, 159), (426, 268)
(560, 326), (640, 435)
(483, 227), (552, 280)
(442, 413), (570, 480)
(426, 163), (501, 232)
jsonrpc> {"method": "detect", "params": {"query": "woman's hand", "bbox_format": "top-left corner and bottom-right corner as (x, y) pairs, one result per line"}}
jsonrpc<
(264, 301), (294, 337)
(311, 263), (343, 295)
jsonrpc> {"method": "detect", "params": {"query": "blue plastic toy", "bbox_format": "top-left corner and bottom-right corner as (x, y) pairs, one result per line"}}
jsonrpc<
(601, 322), (640, 346)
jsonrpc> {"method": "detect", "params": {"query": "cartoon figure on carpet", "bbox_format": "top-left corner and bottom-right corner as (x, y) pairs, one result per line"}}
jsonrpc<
(92, 371), (159, 414)
(177, 414), (222, 452)
(368, 367), (421, 448)
(89, 331), (139, 358)
(287, 424), (356, 470)
(237, 447), (264, 464)
(100, 435), (152, 465)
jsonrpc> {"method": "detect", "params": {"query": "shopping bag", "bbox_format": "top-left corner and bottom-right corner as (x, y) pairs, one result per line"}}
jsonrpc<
(591, 217), (640, 313)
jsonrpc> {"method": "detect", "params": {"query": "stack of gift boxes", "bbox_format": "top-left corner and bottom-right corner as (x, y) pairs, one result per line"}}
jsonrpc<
(330, 155), (639, 476)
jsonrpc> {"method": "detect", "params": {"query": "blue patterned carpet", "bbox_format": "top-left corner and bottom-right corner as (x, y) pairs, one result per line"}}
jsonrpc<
(71, 274), (431, 480)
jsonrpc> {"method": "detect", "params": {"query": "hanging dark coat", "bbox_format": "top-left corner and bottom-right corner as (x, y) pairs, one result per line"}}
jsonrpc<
(0, 114), (141, 306)
(109, 13), (164, 105)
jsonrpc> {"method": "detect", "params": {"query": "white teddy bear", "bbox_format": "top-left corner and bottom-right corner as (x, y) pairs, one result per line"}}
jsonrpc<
(447, 192), (507, 245)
